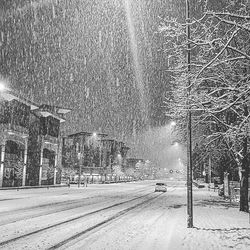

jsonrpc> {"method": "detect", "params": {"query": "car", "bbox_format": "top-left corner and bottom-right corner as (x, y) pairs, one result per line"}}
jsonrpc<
(155, 182), (167, 192)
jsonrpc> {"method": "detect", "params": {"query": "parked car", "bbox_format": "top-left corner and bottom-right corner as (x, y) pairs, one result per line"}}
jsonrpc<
(155, 182), (167, 192)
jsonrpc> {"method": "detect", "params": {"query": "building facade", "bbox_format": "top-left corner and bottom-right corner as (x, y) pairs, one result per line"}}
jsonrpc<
(62, 133), (130, 183)
(26, 105), (70, 186)
(62, 132), (108, 183)
(0, 90), (38, 187)
(0, 88), (70, 187)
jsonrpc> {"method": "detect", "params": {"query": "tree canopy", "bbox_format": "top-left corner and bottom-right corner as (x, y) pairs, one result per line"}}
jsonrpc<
(160, 0), (250, 212)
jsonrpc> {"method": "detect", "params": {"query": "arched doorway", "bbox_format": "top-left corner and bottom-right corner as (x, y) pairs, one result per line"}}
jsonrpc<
(41, 148), (55, 185)
(3, 140), (24, 187)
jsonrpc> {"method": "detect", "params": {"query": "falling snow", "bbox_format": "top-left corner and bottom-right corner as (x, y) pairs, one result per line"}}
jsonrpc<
(0, 0), (178, 162)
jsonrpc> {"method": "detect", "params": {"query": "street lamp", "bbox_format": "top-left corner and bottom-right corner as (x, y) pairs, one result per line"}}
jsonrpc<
(77, 150), (82, 188)
(0, 80), (12, 92)
(117, 152), (122, 164)
(186, 0), (193, 228)
(0, 82), (11, 93)
(170, 121), (176, 127)
(0, 82), (6, 91)
(109, 154), (113, 181)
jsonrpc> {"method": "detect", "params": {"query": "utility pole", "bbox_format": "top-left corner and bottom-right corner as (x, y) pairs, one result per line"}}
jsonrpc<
(186, 0), (193, 228)
(99, 141), (102, 182)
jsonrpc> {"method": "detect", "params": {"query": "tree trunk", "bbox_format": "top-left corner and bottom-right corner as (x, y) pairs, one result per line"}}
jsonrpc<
(239, 136), (249, 212)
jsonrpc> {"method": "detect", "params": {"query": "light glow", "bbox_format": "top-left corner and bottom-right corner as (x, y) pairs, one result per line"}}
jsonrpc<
(0, 82), (6, 92)
(170, 121), (176, 127)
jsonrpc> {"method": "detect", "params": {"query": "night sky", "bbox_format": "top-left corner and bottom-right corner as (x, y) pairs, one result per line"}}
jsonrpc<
(0, 0), (185, 160)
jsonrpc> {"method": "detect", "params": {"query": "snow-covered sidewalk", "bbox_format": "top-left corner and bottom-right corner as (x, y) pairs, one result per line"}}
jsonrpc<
(73, 187), (250, 250)
(177, 188), (250, 250)
(144, 188), (250, 250)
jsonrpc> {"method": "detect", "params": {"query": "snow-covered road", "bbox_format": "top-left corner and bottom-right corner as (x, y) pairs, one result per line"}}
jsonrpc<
(0, 181), (249, 250)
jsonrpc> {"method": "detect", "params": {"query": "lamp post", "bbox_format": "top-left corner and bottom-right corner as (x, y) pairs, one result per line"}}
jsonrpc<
(76, 141), (84, 188)
(109, 154), (113, 181)
(186, 0), (193, 228)
(98, 139), (103, 183)
(77, 152), (82, 188)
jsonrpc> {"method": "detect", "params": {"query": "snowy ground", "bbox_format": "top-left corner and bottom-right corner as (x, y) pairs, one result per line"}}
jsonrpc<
(0, 181), (249, 250)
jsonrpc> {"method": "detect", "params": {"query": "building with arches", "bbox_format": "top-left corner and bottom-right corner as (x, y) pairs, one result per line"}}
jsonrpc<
(0, 89), (38, 187)
(0, 88), (70, 187)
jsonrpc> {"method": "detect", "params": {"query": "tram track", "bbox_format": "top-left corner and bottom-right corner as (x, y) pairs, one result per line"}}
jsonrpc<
(48, 192), (164, 250)
(0, 188), (149, 226)
(0, 190), (158, 248)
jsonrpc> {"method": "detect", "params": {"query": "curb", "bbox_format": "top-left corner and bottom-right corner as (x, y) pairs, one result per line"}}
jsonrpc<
(0, 184), (68, 190)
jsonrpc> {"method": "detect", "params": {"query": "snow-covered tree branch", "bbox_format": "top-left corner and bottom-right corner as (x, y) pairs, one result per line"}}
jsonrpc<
(161, 0), (250, 212)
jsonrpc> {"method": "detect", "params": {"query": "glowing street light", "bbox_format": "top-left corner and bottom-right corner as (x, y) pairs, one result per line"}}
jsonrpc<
(0, 81), (12, 94)
(170, 121), (176, 127)
(117, 152), (122, 165)
(0, 82), (7, 92)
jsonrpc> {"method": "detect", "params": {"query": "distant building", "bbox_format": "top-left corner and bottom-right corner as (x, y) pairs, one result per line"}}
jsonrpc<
(120, 145), (130, 171)
(62, 134), (130, 183)
(62, 132), (108, 183)
(126, 158), (156, 179)
(101, 139), (130, 181)
(100, 138), (117, 180)
(126, 158), (144, 170)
